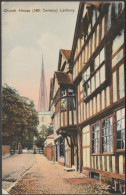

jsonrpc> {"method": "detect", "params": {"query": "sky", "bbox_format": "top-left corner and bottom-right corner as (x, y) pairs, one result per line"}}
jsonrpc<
(2, 1), (79, 110)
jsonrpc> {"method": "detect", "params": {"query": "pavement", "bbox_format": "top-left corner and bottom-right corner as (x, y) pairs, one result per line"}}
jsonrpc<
(3, 154), (112, 194)
(2, 153), (36, 193)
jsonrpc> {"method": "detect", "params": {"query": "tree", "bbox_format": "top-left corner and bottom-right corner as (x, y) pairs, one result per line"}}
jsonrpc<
(35, 125), (53, 149)
(2, 84), (39, 148)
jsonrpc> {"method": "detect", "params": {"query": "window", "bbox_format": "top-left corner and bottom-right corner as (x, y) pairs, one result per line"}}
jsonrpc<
(61, 89), (66, 97)
(95, 47), (105, 68)
(101, 17), (105, 40)
(102, 117), (113, 152)
(68, 88), (74, 96)
(92, 10), (96, 27)
(92, 32), (95, 53)
(113, 71), (117, 102)
(68, 97), (75, 109)
(119, 64), (125, 98)
(61, 98), (67, 110)
(108, 4), (112, 30)
(60, 137), (65, 157)
(112, 29), (124, 55)
(116, 108), (125, 149)
(96, 25), (99, 48)
(112, 49), (123, 68)
(115, 2), (119, 15)
(92, 123), (100, 153)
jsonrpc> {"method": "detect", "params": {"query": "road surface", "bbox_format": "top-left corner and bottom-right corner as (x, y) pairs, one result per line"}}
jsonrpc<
(2, 154), (112, 194)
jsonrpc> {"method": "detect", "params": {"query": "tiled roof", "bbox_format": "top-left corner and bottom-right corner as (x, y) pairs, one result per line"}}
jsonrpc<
(55, 72), (73, 85)
(47, 134), (54, 138)
(60, 49), (71, 61)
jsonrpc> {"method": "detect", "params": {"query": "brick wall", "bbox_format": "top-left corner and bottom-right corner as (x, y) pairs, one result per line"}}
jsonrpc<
(2, 145), (10, 156)
(43, 144), (56, 162)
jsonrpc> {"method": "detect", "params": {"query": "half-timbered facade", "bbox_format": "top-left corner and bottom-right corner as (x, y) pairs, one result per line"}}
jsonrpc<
(50, 49), (78, 167)
(70, 1), (125, 193)
(49, 1), (125, 193)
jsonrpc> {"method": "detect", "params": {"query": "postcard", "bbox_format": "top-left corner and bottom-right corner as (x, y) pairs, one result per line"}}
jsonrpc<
(1, 1), (125, 194)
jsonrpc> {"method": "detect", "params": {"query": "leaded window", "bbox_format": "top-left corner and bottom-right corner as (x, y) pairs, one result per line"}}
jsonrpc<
(61, 98), (67, 110)
(68, 97), (76, 109)
(102, 117), (113, 153)
(116, 108), (125, 149)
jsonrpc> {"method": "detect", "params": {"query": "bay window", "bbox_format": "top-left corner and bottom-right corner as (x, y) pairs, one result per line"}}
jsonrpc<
(61, 98), (67, 110)
(68, 97), (75, 109)
(116, 108), (125, 149)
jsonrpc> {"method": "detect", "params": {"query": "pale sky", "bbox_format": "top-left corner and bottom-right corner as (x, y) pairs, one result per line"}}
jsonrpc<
(2, 1), (79, 110)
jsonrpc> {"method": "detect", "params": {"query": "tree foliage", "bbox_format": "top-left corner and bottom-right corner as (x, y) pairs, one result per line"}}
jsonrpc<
(2, 84), (39, 147)
(35, 125), (53, 149)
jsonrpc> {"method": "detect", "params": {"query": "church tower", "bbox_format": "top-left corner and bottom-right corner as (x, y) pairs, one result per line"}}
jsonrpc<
(37, 55), (51, 133)
(38, 55), (48, 111)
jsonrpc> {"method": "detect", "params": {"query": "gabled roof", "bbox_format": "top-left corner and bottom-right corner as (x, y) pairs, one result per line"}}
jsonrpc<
(47, 134), (54, 139)
(55, 71), (73, 85)
(60, 49), (71, 61)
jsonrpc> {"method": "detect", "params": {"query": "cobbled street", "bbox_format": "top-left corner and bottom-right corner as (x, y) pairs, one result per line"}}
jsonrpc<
(3, 154), (112, 194)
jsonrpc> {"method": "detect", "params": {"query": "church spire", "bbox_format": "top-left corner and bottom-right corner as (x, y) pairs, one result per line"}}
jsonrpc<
(38, 54), (48, 111)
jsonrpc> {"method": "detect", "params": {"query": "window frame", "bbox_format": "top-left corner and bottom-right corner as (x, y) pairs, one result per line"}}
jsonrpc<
(101, 115), (113, 153)
(91, 121), (100, 154)
(115, 107), (125, 151)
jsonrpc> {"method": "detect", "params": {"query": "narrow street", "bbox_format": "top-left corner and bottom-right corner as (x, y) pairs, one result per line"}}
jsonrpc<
(3, 154), (112, 194)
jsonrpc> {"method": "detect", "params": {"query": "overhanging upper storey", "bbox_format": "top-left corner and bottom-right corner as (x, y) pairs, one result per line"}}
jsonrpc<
(52, 71), (77, 134)
(69, 1), (124, 103)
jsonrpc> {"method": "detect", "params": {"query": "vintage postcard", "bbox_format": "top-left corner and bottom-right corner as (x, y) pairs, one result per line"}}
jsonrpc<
(1, 1), (125, 194)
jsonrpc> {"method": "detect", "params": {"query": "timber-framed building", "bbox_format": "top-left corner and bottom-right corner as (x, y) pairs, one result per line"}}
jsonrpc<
(49, 1), (125, 193)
